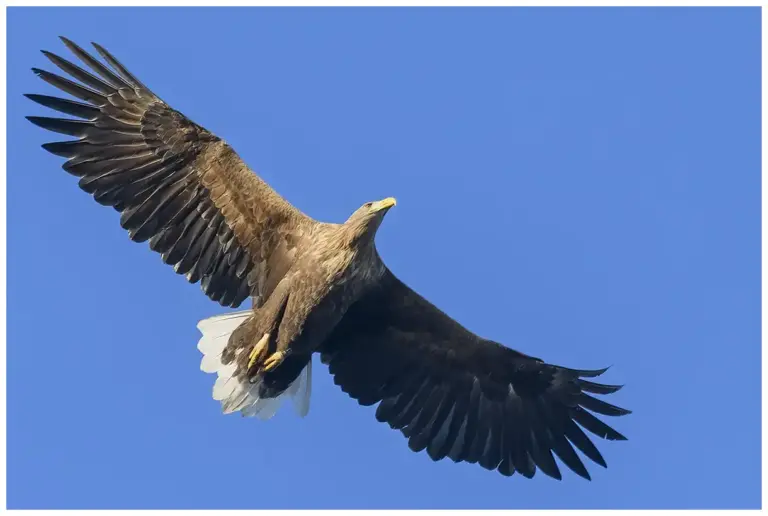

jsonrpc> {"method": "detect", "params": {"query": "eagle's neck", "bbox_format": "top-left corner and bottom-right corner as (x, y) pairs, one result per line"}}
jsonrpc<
(337, 219), (378, 251)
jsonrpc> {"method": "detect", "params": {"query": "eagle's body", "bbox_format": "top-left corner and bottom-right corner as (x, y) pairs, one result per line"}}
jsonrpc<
(219, 210), (391, 406)
(26, 37), (631, 481)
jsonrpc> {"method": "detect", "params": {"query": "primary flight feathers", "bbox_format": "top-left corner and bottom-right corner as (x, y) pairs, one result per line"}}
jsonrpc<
(27, 37), (630, 481)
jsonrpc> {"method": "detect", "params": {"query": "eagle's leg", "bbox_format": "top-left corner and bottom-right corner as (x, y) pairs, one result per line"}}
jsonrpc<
(262, 350), (288, 372)
(247, 332), (271, 370)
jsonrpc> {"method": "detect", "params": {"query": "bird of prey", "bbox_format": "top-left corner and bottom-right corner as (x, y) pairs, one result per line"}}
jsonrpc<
(26, 37), (631, 481)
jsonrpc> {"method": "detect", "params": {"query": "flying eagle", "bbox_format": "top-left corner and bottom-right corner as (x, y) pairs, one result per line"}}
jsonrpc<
(26, 37), (630, 481)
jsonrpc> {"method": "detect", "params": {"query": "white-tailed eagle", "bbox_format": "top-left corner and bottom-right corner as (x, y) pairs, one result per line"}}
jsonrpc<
(26, 38), (630, 481)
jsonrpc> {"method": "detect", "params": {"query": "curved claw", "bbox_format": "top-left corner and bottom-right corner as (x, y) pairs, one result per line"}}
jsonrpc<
(248, 333), (270, 370)
(262, 350), (287, 372)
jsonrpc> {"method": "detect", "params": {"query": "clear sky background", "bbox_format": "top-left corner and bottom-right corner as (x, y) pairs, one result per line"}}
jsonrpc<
(7, 7), (760, 510)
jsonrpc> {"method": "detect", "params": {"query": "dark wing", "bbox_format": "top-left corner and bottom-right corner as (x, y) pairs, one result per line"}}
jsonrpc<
(321, 269), (630, 480)
(26, 37), (319, 308)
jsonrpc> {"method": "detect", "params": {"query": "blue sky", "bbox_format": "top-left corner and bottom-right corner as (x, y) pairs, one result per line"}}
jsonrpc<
(7, 7), (760, 510)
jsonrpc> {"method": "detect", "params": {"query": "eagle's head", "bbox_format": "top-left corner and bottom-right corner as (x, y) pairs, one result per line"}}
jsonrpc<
(343, 197), (397, 244)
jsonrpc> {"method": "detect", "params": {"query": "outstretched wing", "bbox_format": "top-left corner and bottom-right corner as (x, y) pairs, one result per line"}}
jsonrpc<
(26, 37), (319, 308)
(321, 269), (630, 480)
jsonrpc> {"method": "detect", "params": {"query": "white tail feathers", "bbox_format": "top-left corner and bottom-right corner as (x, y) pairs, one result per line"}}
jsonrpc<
(196, 311), (312, 419)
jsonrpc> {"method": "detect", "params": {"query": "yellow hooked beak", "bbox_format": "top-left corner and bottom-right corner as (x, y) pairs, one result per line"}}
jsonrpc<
(370, 197), (397, 213)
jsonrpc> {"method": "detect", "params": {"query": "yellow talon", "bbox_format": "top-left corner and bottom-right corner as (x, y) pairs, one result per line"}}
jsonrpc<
(248, 333), (270, 370)
(262, 350), (286, 372)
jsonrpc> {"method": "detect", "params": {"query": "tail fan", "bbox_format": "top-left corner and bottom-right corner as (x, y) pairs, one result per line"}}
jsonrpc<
(196, 311), (312, 419)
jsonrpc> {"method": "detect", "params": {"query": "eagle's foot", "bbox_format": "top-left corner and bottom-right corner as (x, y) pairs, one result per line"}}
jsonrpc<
(247, 333), (270, 370)
(262, 350), (287, 372)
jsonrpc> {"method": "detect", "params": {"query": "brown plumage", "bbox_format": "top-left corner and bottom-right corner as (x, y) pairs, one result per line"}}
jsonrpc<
(26, 37), (630, 481)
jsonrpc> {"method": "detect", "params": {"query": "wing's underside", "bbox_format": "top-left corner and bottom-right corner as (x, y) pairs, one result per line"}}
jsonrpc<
(26, 37), (317, 307)
(322, 269), (630, 480)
